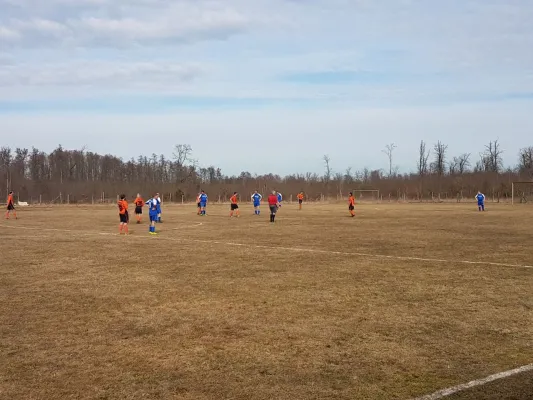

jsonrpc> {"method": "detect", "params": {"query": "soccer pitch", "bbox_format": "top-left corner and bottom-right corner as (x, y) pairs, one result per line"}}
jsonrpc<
(1, 202), (532, 399)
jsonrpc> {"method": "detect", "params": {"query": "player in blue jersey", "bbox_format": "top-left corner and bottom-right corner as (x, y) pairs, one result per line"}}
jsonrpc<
(251, 191), (262, 215)
(277, 192), (283, 208)
(199, 190), (208, 216)
(155, 193), (162, 223)
(146, 195), (159, 234)
(476, 191), (486, 211)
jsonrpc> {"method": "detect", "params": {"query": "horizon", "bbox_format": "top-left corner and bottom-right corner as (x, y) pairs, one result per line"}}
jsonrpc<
(1, 0), (532, 176)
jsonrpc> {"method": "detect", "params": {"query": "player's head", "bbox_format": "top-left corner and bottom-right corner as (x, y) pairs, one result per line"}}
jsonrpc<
(272, 190), (276, 195)
(9, 191), (13, 195)
(349, 192), (353, 196)
(120, 194), (126, 200)
(137, 193), (140, 197)
(233, 191), (237, 195)
(201, 190), (205, 194)
(254, 190), (257, 194)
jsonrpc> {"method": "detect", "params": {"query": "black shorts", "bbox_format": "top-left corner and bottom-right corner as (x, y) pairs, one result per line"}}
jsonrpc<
(298, 199), (303, 204)
(349, 205), (354, 211)
(269, 205), (278, 214)
(135, 206), (142, 215)
(7, 203), (15, 211)
(197, 202), (201, 208)
(231, 204), (239, 210)
(119, 212), (129, 223)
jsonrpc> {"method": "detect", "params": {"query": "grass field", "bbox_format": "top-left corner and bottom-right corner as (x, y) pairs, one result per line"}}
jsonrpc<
(1, 202), (532, 400)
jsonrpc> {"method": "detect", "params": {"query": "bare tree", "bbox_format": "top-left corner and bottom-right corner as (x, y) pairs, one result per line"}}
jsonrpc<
(344, 167), (353, 184)
(449, 153), (471, 175)
(448, 158), (458, 175)
(173, 144), (194, 167)
(417, 140), (430, 176)
(518, 146), (533, 178)
(457, 153), (471, 174)
(172, 144), (198, 183)
(323, 155), (332, 183)
(382, 143), (397, 177)
(483, 140), (504, 173)
(432, 141), (448, 176)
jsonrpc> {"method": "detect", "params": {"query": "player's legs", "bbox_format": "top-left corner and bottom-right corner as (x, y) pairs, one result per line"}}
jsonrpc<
(349, 205), (355, 217)
(149, 214), (157, 234)
(124, 212), (129, 234)
(269, 205), (277, 222)
(6, 204), (16, 219)
(197, 202), (201, 215)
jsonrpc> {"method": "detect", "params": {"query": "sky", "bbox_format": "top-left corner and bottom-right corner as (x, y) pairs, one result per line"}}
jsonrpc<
(1, 0), (532, 176)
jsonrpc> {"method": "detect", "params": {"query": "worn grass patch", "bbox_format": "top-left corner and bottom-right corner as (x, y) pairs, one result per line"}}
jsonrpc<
(1, 202), (532, 399)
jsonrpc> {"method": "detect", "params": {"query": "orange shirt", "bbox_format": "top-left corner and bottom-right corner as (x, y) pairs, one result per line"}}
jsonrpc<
(230, 194), (238, 204)
(118, 199), (128, 214)
(7, 194), (13, 206)
(134, 197), (144, 207)
(297, 193), (304, 200)
(349, 196), (355, 206)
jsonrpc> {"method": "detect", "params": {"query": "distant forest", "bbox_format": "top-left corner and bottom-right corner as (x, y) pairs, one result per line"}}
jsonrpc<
(1, 140), (532, 204)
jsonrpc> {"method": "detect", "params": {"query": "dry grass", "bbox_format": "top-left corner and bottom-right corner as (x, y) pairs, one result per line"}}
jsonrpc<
(1, 202), (532, 400)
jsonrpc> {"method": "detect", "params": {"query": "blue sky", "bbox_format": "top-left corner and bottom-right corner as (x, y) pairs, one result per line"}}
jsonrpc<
(1, 0), (532, 176)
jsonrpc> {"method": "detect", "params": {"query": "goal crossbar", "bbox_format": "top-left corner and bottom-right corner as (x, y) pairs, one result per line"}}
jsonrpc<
(352, 189), (380, 201)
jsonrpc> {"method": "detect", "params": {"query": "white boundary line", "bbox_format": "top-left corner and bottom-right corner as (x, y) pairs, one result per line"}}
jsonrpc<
(412, 363), (533, 400)
(1, 224), (532, 269)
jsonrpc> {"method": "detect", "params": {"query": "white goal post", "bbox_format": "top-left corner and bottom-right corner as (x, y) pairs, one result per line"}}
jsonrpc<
(511, 181), (533, 204)
(353, 189), (380, 202)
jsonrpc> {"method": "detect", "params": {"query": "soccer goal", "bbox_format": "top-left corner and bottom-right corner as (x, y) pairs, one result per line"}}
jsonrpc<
(353, 189), (380, 202)
(511, 181), (533, 204)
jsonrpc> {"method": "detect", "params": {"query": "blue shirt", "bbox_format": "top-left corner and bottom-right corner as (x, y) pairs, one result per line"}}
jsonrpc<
(146, 198), (158, 215)
(199, 193), (208, 204)
(476, 193), (485, 203)
(277, 193), (282, 202)
(252, 193), (262, 204)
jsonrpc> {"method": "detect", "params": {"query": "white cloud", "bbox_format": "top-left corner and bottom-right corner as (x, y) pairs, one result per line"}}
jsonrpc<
(0, 60), (203, 88)
(0, 26), (20, 41)
(1, 1), (249, 47)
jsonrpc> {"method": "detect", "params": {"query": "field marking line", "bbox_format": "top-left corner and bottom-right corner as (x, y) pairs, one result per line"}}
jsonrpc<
(411, 363), (533, 400)
(171, 222), (203, 230)
(2, 224), (532, 269)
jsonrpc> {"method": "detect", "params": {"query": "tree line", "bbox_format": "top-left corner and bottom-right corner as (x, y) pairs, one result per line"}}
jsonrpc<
(0, 140), (532, 204)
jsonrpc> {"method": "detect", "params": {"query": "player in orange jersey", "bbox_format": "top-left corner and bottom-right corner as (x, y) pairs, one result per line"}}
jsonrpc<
(118, 194), (129, 234)
(134, 193), (144, 223)
(5, 191), (17, 219)
(348, 192), (355, 217)
(297, 192), (304, 210)
(229, 192), (240, 217)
